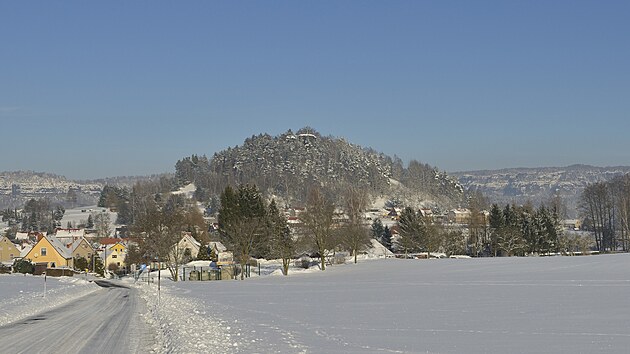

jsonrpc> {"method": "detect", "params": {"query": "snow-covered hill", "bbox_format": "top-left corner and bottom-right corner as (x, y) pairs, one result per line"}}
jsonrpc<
(177, 127), (464, 208)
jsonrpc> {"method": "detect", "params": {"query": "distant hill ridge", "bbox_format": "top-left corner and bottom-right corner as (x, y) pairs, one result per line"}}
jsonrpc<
(0, 171), (166, 209)
(8, 142), (626, 216)
(0, 171), (101, 209)
(452, 164), (630, 216)
(453, 164), (630, 174)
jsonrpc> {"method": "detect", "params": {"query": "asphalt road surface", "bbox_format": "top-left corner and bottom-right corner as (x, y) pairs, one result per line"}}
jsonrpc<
(0, 280), (156, 354)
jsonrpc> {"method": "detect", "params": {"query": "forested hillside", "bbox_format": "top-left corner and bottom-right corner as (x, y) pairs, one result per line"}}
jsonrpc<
(175, 128), (464, 208)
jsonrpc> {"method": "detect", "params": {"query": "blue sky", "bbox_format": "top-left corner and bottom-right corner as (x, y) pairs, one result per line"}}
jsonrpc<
(1, 1), (629, 180)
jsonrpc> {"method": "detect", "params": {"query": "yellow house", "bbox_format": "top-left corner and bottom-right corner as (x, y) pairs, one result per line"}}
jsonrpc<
(70, 237), (95, 261)
(109, 242), (127, 254)
(0, 236), (20, 263)
(103, 248), (125, 269)
(24, 236), (73, 268)
(447, 208), (472, 224)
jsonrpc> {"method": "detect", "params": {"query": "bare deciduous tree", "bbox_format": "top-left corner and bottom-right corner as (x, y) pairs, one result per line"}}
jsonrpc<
(300, 187), (336, 270)
(132, 195), (186, 281)
(268, 200), (294, 275)
(580, 182), (615, 251)
(341, 186), (371, 263)
(93, 212), (111, 239)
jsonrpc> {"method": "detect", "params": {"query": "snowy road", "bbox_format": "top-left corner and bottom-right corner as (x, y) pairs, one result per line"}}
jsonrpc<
(0, 280), (156, 354)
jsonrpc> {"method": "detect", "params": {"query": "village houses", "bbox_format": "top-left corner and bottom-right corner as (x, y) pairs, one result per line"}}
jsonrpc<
(0, 236), (20, 264)
(23, 234), (74, 269)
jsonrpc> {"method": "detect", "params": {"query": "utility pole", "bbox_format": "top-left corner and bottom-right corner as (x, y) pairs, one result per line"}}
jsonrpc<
(103, 245), (108, 278)
(157, 258), (161, 305)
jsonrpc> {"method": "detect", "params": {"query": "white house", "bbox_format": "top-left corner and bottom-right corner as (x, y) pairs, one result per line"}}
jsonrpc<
(176, 233), (202, 259)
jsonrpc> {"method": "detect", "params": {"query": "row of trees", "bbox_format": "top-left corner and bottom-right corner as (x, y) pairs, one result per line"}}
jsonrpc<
(393, 202), (581, 258)
(94, 176), (210, 280)
(487, 203), (566, 256)
(217, 184), (373, 275)
(218, 185), (295, 277)
(580, 174), (630, 252)
(1, 199), (65, 235)
(127, 191), (209, 281)
(124, 179), (571, 282)
(111, 172), (616, 282)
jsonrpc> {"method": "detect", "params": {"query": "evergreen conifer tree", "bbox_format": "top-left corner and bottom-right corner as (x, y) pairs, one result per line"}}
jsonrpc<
(381, 225), (393, 251)
(197, 245), (212, 261)
(371, 219), (385, 240)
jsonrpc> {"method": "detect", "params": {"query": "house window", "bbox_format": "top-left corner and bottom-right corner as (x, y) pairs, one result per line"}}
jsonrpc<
(50, 262), (56, 268)
(41, 247), (47, 256)
(112, 254), (117, 259)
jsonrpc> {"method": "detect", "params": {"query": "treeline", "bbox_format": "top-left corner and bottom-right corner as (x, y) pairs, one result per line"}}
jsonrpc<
(393, 202), (588, 258)
(580, 174), (630, 252)
(1, 199), (65, 235)
(486, 203), (570, 256)
(97, 176), (179, 225)
(99, 177), (377, 278)
(218, 184), (378, 276)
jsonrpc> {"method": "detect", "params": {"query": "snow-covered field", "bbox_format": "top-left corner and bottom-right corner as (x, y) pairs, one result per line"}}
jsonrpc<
(60, 205), (118, 233)
(148, 254), (630, 353)
(0, 274), (99, 326)
(3, 255), (630, 353)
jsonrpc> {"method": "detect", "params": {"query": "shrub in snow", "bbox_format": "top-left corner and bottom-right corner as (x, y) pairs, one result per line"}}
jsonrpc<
(13, 259), (34, 274)
(296, 257), (311, 269)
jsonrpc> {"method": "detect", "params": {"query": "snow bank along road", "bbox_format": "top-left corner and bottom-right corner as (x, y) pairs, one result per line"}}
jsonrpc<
(0, 279), (155, 354)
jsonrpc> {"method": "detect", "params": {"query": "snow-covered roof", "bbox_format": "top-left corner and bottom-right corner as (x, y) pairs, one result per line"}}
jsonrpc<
(55, 228), (85, 238)
(172, 183), (196, 197)
(99, 237), (126, 246)
(563, 219), (581, 224)
(366, 239), (394, 258)
(180, 233), (201, 248)
(298, 133), (317, 139)
(15, 232), (30, 241)
(70, 237), (93, 252)
(19, 244), (32, 258)
(45, 235), (73, 259)
(208, 241), (227, 253)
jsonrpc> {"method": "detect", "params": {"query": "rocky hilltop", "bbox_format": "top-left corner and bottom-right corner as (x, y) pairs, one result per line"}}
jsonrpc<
(176, 128), (464, 208)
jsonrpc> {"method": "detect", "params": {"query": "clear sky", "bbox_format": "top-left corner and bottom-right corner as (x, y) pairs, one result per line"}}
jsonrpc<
(1, 1), (629, 180)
